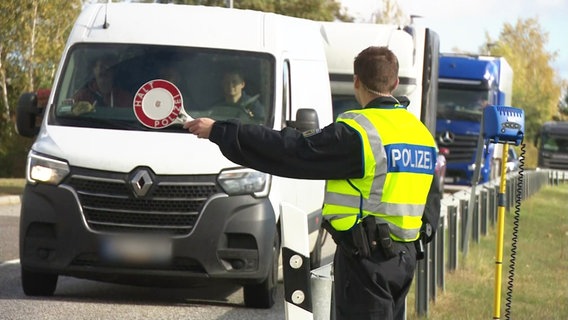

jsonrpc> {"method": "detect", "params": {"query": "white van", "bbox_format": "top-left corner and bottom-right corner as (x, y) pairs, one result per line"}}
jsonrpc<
(15, 3), (332, 309)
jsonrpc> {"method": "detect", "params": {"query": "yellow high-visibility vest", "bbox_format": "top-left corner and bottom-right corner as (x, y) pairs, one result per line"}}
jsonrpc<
(322, 106), (436, 242)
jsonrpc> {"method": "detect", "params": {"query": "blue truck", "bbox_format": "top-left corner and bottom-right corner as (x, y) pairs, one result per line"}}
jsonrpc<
(436, 54), (513, 185)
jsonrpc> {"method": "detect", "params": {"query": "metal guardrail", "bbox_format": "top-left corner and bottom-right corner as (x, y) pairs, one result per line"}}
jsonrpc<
(413, 169), (567, 317)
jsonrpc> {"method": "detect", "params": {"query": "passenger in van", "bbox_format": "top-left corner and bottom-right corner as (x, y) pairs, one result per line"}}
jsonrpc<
(210, 68), (264, 119)
(72, 53), (133, 114)
(185, 46), (438, 320)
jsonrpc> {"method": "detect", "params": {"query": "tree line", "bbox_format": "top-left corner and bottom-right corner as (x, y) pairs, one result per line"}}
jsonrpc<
(0, 0), (565, 177)
(482, 18), (567, 139)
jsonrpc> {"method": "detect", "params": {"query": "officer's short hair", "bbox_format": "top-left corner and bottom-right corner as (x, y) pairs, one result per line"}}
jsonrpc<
(354, 46), (399, 94)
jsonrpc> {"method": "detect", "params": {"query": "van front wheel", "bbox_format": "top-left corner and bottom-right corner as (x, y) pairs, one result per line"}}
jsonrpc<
(243, 230), (280, 309)
(21, 267), (58, 296)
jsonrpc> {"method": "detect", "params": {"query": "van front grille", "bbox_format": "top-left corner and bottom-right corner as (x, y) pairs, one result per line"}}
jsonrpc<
(65, 168), (221, 236)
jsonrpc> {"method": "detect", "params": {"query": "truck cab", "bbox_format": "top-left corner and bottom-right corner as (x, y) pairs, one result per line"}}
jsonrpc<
(15, 3), (332, 309)
(436, 54), (513, 185)
(535, 121), (568, 170)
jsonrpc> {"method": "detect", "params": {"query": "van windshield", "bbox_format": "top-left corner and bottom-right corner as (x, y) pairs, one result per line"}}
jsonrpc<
(50, 44), (275, 130)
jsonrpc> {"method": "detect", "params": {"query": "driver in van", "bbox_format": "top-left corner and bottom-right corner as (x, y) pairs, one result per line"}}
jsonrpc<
(72, 53), (133, 114)
(212, 67), (264, 119)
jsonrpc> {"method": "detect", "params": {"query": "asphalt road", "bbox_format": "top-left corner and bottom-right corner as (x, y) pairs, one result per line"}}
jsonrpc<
(0, 202), (336, 320)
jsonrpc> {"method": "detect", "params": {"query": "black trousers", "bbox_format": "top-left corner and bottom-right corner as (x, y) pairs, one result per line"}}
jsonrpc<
(333, 240), (417, 320)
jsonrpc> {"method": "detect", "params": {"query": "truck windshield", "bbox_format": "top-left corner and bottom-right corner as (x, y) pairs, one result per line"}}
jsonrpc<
(541, 134), (568, 152)
(50, 44), (275, 131)
(437, 88), (490, 122)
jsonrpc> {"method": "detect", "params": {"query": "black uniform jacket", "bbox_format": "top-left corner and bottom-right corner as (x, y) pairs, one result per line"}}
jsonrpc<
(208, 96), (406, 180)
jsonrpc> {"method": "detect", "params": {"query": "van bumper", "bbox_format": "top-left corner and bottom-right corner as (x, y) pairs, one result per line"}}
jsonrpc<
(19, 183), (277, 287)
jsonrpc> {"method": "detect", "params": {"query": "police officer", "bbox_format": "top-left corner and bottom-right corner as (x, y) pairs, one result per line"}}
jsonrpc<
(184, 46), (436, 320)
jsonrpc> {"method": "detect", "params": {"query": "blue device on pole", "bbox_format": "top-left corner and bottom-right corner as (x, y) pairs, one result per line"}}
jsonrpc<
(482, 106), (525, 145)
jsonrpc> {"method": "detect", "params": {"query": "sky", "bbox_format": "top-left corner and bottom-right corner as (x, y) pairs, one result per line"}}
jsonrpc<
(340, 0), (568, 80)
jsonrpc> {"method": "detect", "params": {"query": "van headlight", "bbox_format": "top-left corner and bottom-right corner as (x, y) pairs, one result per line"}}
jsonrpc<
(217, 168), (270, 197)
(26, 151), (70, 185)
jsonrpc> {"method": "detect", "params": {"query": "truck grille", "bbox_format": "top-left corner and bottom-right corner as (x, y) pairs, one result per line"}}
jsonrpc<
(438, 133), (478, 164)
(541, 158), (568, 170)
(65, 168), (221, 236)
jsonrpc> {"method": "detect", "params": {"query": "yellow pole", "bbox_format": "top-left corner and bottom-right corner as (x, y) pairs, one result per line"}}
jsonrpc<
(492, 143), (509, 319)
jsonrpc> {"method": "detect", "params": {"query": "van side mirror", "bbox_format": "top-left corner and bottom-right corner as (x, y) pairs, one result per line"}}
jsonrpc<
(286, 108), (319, 132)
(16, 91), (44, 137)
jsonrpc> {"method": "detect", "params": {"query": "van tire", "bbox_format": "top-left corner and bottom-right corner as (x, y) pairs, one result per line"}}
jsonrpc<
(21, 267), (58, 296)
(243, 229), (279, 309)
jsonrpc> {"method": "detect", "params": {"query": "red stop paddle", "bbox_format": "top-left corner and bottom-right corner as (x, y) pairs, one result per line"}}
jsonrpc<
(133, 79), (193, 129)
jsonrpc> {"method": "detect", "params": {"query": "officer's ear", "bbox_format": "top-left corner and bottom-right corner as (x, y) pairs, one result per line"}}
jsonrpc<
(391, 77), (400, 92)
(353, 75), (361, 89)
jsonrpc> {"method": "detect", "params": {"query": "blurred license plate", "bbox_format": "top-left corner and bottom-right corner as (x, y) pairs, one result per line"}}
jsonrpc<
(102, 235), (172, 264)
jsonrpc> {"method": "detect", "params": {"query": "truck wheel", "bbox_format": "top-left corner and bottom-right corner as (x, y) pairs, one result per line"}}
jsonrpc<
(21, 267), (58, 296)
(243, 230), (280, 309)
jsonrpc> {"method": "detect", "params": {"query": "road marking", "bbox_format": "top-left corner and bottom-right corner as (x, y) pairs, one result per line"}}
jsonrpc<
(0, 259), (20, 267)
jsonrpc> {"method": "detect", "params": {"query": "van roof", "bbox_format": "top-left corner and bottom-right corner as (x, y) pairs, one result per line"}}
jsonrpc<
(69, 3), (324, 60)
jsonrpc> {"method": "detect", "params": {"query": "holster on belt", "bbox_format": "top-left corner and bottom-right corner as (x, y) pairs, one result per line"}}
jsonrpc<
(322, 217), (397, 260)
(322, 219), (363, 258)
(351, 218), (372, 258)
(376, 222), (397, 259)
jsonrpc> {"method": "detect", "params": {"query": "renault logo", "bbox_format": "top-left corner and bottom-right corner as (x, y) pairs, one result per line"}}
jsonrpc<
(130, 169), (153, 197)
(439, 131), (455, 144)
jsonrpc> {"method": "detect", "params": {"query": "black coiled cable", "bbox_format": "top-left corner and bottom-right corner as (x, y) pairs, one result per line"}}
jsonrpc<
(504, 142), (525, 320)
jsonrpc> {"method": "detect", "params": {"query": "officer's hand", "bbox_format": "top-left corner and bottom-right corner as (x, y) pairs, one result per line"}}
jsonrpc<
(184, 118), (215, 139)
(72, 101), (95, 115)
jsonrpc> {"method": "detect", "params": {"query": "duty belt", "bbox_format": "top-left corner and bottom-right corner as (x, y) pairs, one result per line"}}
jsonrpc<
(322, 216), (397, 259)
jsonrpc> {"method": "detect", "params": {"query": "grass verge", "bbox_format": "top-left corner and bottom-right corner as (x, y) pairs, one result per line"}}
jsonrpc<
(0, 178), (26, 195)
(407, 183), (568, 319)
